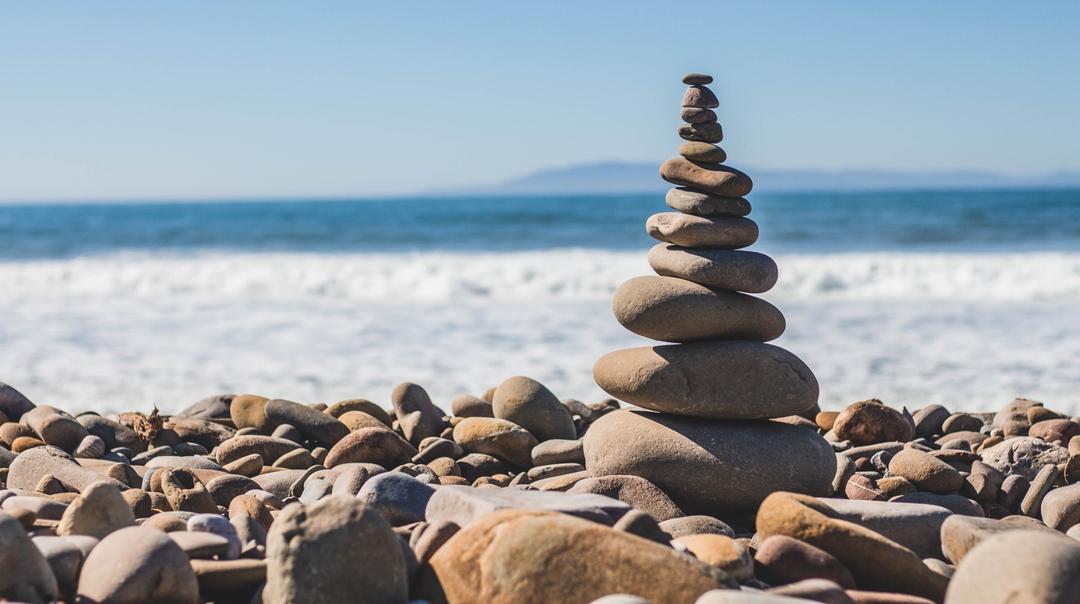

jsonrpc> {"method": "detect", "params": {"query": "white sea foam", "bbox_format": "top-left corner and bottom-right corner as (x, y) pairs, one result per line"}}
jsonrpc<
(3, 249), (1080, 413)
(5, 249), (1080, 302)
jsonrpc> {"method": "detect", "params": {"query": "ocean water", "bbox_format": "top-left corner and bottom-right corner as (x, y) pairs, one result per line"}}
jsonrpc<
(3, 189), (1080, 414)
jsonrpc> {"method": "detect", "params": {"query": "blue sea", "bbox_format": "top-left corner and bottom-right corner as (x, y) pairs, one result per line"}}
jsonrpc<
(3, 189), (1080, 413)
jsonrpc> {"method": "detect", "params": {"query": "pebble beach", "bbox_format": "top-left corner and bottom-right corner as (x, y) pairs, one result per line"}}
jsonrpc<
(3, 73), (1080, 604)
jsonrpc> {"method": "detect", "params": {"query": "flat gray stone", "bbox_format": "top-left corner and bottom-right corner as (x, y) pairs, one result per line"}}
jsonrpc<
(8, 445), (127, 493)
(425, 484), (631, 527)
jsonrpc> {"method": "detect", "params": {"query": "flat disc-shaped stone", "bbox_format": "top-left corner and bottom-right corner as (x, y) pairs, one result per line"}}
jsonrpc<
(678, 122), (723, 143)
(648, 243), (777, 293)
(679, 142), (726, 163)
(613, 276), (784, 342)
(682, 85), (719, 108)
(681, 107), (716, 124)
(646, 213), (757, 248)
(593, 341), (819, 420)
(583, 409), (835, 514)
(660, 158), (752, 197)
(682, 73), (713, 85)
(665, 188), (751, 217)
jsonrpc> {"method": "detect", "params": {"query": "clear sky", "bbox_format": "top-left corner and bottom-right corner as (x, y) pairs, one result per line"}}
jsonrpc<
(2, 2), (1079, 201)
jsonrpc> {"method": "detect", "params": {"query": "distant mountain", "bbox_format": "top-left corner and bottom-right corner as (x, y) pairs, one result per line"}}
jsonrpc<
(461, 161), (1080, 194)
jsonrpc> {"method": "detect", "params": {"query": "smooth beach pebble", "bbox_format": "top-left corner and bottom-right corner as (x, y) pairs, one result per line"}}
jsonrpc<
(530, 438), (585, 466)
(675, 534), (753, 580)
(646, 212), (758, 248)
(424, 510), (730, 604)
(887, 448), (964, 493)
(22, 406), (90, 452)
(832, 400), (914, 446)
(593, 342), (818, 419)
(681, 107), (717, 124)
(264, 398), (349, 446)
(567, 474), (684, 522)
(682, 72), (713, 85)
(665, 187), (751, 217)
(755, 492), (948, 602)
(57, 482), (135, 539)
(492, 376), (577, 442)
(678, 122), (724, 144)
(452, 417), (538, 469)
(425, 484), (630, 527)
(215, 434), (300, 466)
(939, 514), (1058, 565)
(682, 85), (719, 108)
(323, 427), (417, 468)
(7, 445), (127, 493)
(0, 510), (59, 602)
(660, 157), (753, 197)
(187, 513), (242, 560)
(679, 140), (727, 162)
(338, 410), (391, 432)
(325, 398), (394, 426)
(944, 530), (1080, 603)
(77, 526), (199, 604)
(449, 394), (494, 418)
(584, 410), (835, 514)
(391, 382), (446, 445)
(265, 496), (408, 604)
(613, 276), (784, 343)
(229, 394), (274, 431)
(658, 515), (735, 539)
(357, 472), (435, 526)
(648, 243), (777, 293)
(754, 534), (856, 588)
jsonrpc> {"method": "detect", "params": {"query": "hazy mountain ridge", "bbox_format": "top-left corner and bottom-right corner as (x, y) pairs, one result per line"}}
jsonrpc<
(464, 161), (1080, 194)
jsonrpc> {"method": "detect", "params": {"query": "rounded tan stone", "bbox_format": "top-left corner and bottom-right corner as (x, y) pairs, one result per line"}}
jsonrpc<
(832, 400), (914, 446)
(453, 417), (538, 469)
(583, 410), (835, 514)
(338, 410), (390, 432)
(682, 85), (719, 108)
(660, 158), (752, 197)
(57, 482), (136, 539)
(679, 141), (727, 163)
(944, 530), (1080, 603)
(755, 492), (947, 602)
(325, 399), (394, 426)
(323, 427), (417, 468)
(491, 376), (576, 442)
(424, 510), (729, 604)
(681, 107), (717, 124)
(216, 435), (300, 466)
(678, 122), (724, 144)
(594, 341), (818, 420)
(676, 534), (753, 581)
(21, 406), (89, 452)
(648, 243), (777, 293)
(229, 395), (274, 431)
(613, 276), (784, 343)
(888, 448), (964, 493)
(646, 213), (758, 249)
(77, 526), (199, 604)
(666, 187), (751, 217)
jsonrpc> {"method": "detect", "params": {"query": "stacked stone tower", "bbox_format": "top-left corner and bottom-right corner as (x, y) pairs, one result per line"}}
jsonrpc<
(584, 73), (836, 515)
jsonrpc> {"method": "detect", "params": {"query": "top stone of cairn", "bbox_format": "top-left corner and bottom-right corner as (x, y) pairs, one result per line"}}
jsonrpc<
(682, 72), (713, 85)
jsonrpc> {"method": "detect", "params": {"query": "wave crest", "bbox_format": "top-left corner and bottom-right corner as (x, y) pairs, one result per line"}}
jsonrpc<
(4, 250), (1080, 302)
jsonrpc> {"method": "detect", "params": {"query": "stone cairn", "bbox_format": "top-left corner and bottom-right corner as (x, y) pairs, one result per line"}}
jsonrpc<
(584, 72), (837, 516)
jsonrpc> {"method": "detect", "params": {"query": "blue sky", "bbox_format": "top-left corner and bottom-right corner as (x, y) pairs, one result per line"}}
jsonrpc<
(2, 2), (1079, 201)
